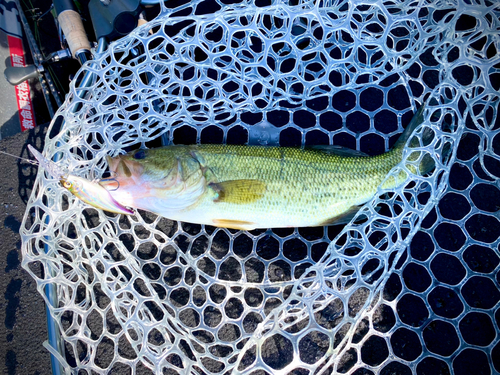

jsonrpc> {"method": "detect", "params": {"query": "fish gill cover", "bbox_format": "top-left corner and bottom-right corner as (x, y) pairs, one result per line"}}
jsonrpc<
(20, 0), (500, 373)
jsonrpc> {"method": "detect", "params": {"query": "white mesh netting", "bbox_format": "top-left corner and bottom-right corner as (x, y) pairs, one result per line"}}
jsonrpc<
(21, 0), (500, 373)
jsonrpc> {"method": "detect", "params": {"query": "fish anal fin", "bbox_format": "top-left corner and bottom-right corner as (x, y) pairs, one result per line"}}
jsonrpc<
(213, 219), (256, 230)
(210, 179), (266, 204)
(319, 205), (362, 226)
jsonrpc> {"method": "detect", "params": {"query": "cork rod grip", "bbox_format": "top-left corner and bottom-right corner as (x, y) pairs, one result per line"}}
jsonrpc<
(58, 10), (91, 58)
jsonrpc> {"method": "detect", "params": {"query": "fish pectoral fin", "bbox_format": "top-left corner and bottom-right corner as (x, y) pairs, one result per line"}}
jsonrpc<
(210, 179), (266, 204)
(212, 219), (256, 230)
(320, 205), (362, 226)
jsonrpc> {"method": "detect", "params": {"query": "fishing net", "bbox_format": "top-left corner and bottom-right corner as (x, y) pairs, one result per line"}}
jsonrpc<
(21, 0), (500, 373)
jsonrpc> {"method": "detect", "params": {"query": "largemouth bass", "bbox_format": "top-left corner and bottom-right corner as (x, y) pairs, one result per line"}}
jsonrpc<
(100, 106), (427, 230)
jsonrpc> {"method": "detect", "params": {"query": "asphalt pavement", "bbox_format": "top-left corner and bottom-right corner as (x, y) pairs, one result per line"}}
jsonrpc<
(0, 125), (52, 375)
(0, 0), (54, 371)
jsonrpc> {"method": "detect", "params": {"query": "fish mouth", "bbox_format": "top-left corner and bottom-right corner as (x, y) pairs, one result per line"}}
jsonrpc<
(106, 155), (132, 177)
(106, 155), (120, 175)
(99, 155), (146, 194)
(105, 155), (144, 180)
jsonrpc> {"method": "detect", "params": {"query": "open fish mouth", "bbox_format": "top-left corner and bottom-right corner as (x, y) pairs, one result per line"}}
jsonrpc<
(106, 156), (133, 177)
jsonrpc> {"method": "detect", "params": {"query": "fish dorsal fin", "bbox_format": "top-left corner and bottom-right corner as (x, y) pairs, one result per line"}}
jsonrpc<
(308, 145), (369, 157)
(210, 179), (266, 204)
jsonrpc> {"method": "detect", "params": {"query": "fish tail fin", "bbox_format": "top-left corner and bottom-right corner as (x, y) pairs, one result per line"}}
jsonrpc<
(393, 102), (426, 151)
(392, 101), (436, 176)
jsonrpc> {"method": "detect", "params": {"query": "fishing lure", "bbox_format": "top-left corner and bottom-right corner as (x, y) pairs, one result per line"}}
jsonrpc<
(26, 145), (133, 215)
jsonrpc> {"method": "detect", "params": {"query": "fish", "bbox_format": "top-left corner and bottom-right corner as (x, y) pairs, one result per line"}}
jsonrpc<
(99, 105), (429, 230)
(27, 145), (133, 215)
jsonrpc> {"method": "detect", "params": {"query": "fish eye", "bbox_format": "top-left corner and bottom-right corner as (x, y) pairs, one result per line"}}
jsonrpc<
(63, 181), (72, 189)
(134, 150), (146, 160)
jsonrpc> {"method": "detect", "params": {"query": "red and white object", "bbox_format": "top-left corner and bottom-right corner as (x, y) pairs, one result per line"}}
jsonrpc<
(8, 35), (36, 131)
(0, 1), (36, 132)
